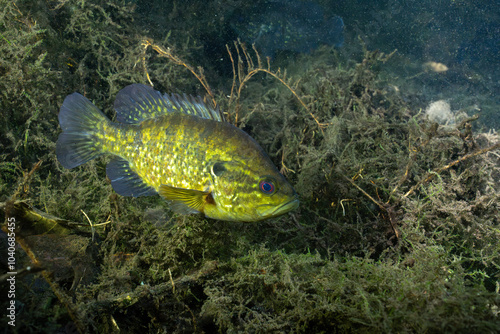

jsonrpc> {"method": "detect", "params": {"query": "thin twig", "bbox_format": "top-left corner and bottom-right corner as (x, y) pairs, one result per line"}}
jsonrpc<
(141, 39), (216, 106)
(226, 41), (325, 130)
(343, 175), (400, 239)
(403, 141), (500, 198)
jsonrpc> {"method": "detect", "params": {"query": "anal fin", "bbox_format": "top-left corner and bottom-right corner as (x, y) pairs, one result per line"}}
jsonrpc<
(106, 157), (157, 197)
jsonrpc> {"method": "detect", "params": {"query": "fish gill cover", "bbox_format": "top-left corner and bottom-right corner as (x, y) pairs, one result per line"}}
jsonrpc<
(230, 0), (344, 57)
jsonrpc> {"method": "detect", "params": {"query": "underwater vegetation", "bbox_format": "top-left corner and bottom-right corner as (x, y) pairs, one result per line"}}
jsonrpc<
(229, 0), (344, 57)
(0, 0), (499, 333)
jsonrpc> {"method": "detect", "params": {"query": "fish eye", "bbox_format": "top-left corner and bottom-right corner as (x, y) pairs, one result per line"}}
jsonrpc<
(259, 180), (275, 194)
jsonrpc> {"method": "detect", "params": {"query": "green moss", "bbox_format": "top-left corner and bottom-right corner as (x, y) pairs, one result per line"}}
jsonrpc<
(0, 0), (499, 333)
(202, 246), (498, 333)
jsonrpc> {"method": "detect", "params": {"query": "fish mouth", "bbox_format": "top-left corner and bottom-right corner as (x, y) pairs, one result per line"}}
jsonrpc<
(261, 196), (300, 218)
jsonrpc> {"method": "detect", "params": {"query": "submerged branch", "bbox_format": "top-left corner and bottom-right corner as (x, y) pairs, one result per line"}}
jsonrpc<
(403, 141), (500, 198)
(226, 40), (323, 129)
(141, 39), (216, 106)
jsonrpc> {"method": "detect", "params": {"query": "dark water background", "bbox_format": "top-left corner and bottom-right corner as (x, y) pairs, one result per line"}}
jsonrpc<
(134, 0), (499, 128)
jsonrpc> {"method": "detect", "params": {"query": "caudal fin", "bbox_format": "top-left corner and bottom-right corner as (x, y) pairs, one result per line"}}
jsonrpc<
(56, 93), (109, 169)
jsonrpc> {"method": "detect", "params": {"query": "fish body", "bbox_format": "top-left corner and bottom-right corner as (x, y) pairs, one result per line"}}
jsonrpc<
(56, 84), (299, 222)
(230, 0), (344, 57)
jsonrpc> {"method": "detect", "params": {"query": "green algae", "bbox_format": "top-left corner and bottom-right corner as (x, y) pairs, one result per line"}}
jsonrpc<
(0, 0), (499, 333)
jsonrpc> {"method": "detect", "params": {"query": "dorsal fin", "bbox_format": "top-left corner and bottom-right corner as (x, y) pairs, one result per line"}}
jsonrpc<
(113, 84), (224, 124)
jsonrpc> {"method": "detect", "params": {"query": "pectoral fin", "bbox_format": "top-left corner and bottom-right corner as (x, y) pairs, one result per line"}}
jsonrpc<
(158, 185), (212, 215)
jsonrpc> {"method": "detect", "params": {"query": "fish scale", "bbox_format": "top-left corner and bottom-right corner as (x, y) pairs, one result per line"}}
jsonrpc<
(56, 84), (299, 222)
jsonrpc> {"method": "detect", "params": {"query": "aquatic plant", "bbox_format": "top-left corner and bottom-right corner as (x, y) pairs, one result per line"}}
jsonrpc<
(1, 0), (499, 333)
